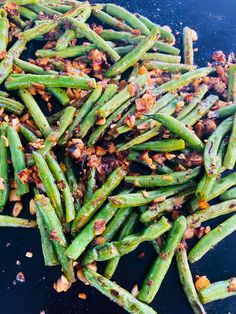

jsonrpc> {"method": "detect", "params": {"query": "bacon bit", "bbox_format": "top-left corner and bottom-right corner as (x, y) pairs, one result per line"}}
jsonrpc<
(135, 93), (156, 114)
(128, 82), (136, 96)
(49, 230), (60, 242)
(194, 120), (204, 138)
(93, 236), (105, 246)
(124, 115), (136, 128)
(152, 153), (166, 164)
(184, 227), (195, 239)
(77, 268), (89, 285)
(138, 65), (148, 74)
(87, 155), (101, 168)
(195, 275), (210, 291)
(16, 272), (25, 283)
(212, 50), (226, 64)
(139, 152), (152, 167)
(196, 226), (205, 239)
(185, 152), (203, 167)
(18, 168), (31, 184)
(53, 275), (71, 293)
(5, 1), (18, 15)
(57, 180), (66, 190)
(175, 100), (185, 113)
(131, 284), (139, 297)
(29, 199), (36, 215)
(12, 201), (23, 217)
(43, 41), (56, 49)
(165, 152), (176, 160)
(47, 102), (52, 112)
(67, 138), (85, 160)
(131, 29), (142, 36)
(78, 293), (87, 300)
(184, 93), (194, 103)
(91, 23), (103, 34)
(228, 278), (236, 292)
(95, 146), (106, 156)
(142, 190), (149, 198)
(172, 210), (180, 220)
(94, 219), (106, 235)
(96, 117), (106, 125)
(198, 199), (209, 210)
(25, 251), (33, 258)
(9, 189), (21, 202)
(173, 196), (185, 209)
(153, 196), (166, 204)
(107, 142), (116, 154)
(0, 50), (7, 60)
(0, 177), (5, 190)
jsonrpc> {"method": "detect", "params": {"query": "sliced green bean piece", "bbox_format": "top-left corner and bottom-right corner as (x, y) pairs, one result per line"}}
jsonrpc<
(0, 123), (9, 211)
(212, 103), (236, 119)
(223, 112), (236, 169)
(36, 44), (96, 58)
(227, 64), (236, 102)
(133, 139), (185, 152)
(0, 215), (37, 228)
(143, 61), (196, 73)
(183, 27), (195, 65)
(0, 9), (9, 55)
(84, 167), (96, 202)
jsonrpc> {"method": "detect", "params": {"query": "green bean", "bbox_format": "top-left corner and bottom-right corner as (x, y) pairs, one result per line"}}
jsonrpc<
(35, 194), (75, 282)
(140, 189), (194, 223)
(137, 14), (175, 44)
(5, 74), (96, 90)
(187, 199), (236, 228)
(14, 58), (57, 75)
(104, 212), (138, 279)
(39, 107), (75, 157)
(48, 4), (74, 13)
(22, 20), (57, 42)
(133, 139), (185, 152)
(0, 39), (26, 85)
(80, 83), (118, 138)
(0, 91), (9, 97)
(10, 15), (26, 28)
(100, 30), (180, 55)
(92, 8), (133, 32)
(47, 87), (70, 106)
(66, 17), (120, 62)
(33, 152), (63, 221)
(183, 27), (194, 65)
(105, 3), (150, 35)
(18, 6), (38, 20)
(55, 29), (75, 51)
(180, 94), (219, 126)
(204, 116), (233, 176)
(177, 84), (208, 120)
(83, 268), (157, 314)
(0, 9), (9, 55)
(150, 113), (204, 151)
(143, 61), (196, 73)
(0, 95), (24, 115)
(153, 67), (215, 96)
(36, 44), (96, 58)
(45, 154), (75, 223)
(212, 103), (236, 119)
(125, 166), (200, 187)
(71, 167), (127, 234)
(208, 172), (236, 201)
(19, 88), (51, 138)
(98, 75), (146, 118)
(87, 98), (133, 146)
(64, 156), (80, 211)
(82, 216), (171, 265)
(223, 113), (236, 169)
(0, 215), (37, 228)
(35, 207), (59, 266)
(198, 277), (236, 304)
(114, 45), (134, 56)
(59, 83), (103, 144)
(0, 123), (9, 211)
(138, 216), (187, 303)
(176, 246), (206, 314)
(188, 213), (236, 263)
(220, 186), (236, 201)
(26, 3), (62, 16)
(128, 64), (140, 82)
(84, 167), (96, 202)
(109, 182), (195, 208)
(65, 202), (125, 260)
(143, 52), (181, 63)
(227, 64), (236, 102)
(11, 0), (37, 4)
(7, 126), (29, 196)
(19, 125), (38, 143)
(105, 27), (159, 77)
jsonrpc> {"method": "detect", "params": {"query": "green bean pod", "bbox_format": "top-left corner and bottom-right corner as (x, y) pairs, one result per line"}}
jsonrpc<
(133, 139), (185, 152)
(0, 215), (37, 227)
(223, 112), (236, 169)
(227, 64), (236, 102)
(183, 27), (194, 65)
(143, 61), (196, 73)
(0, 123), (9, 211)
(0, 9), (9, 55)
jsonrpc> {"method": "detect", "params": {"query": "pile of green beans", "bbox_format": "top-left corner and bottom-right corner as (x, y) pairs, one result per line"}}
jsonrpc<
(0, 1), (236, 314)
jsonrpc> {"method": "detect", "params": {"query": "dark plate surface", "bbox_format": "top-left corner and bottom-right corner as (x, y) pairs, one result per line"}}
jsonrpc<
(1, 0), (236, 313)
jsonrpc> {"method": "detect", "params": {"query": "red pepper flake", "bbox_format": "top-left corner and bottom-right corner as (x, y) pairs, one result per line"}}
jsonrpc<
(146, 280), (153, 286)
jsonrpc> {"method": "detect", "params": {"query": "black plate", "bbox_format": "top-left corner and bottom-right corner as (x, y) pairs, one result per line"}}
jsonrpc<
(1, 0), (236, 313)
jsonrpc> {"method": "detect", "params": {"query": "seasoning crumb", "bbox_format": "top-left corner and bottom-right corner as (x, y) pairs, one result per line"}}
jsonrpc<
(16, 260), (21, 266)
(78, 293), (87, 300)
(25, 251), (33, 258)
(53, 275), (71, 293)
(131, 284), (139, 297)
(16, 272), (25, 283)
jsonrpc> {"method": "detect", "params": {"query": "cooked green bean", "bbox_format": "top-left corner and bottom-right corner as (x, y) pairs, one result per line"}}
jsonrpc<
(36, 44), (96, 58)
(143, 61), (196, 73)
(33, 152), (63, 221)
(212, 103), (236, 119)
(143, 52), (181, 63)
(176, 246), (206, 314)
(64, 156), (80, 211)
(22, 20), (57, 42)
(19, 88), (51, 138)
(71, 167), (127, 233)
(35, 194), (75, 282)
(0, 123), (9, 211)
(83, 268), (157, 314)
(82, 216), (171, 265)
(227, 64), (236, 102)
(220, 186), (236, 201)
(0, 9), (9, 55)
(198, 277), (236, 304)
(84, 167), (96, 202)
(138, 216), (187, 303)
(104, 212), (138, 279)
(189, 213), (236, 263)
(150, 113), (204, 151)
(7, 126), (29, 196)
(0, 215), (37, 228)
(18, 6), (38, 20)
(0, 95), (24, 115)
(223, 112), (236, 169)
(133, 139), (185, 152)
(105, 27), (160, 77)
(109, 182), (195, 208)
(183, 27), (195, 65)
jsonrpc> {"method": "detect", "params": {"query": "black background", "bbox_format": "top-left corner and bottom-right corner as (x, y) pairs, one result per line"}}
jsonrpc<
(1, 0), (236, 313)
